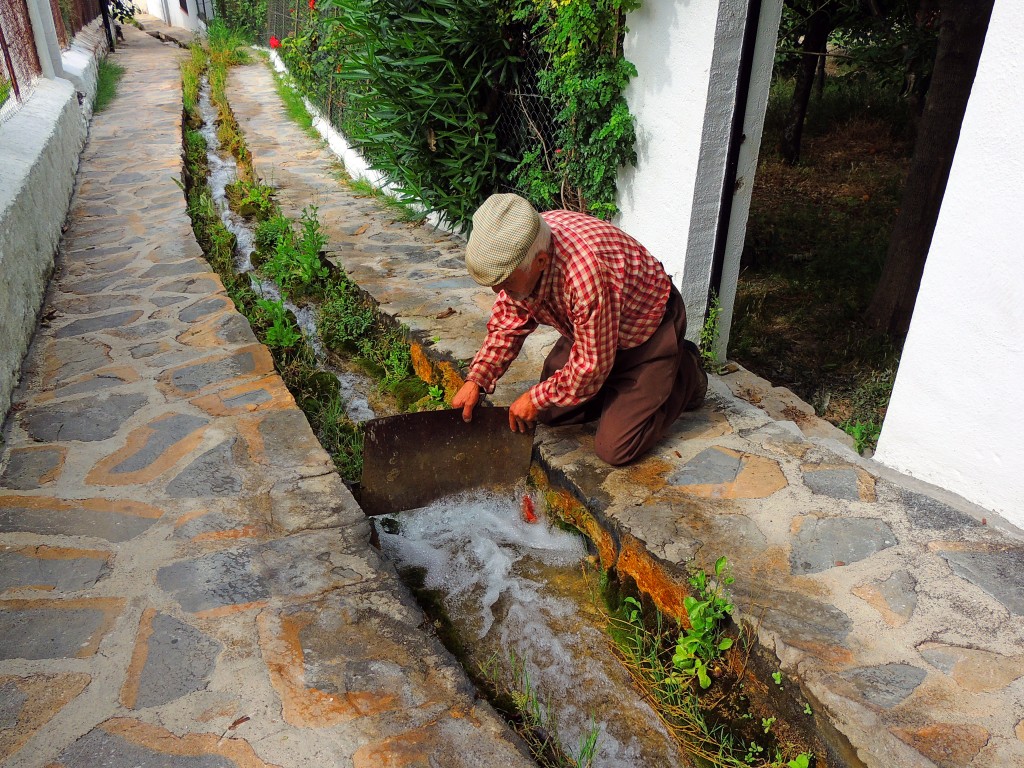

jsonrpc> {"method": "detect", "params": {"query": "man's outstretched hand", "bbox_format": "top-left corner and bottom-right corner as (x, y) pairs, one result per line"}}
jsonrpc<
(509, 390), (538, 433)
(452, 381), (481, 422)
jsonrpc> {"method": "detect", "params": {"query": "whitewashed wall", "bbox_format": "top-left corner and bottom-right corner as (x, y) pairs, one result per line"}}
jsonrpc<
(875, 0), (1024, 526)
(617, 0), (782, 347)
(140, 0), (205, 32)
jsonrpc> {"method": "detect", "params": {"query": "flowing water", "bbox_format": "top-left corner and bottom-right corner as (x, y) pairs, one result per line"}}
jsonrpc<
(377, 490), (694, 768)
(197, 79), (692, 767)
(196, 78), (380, 425)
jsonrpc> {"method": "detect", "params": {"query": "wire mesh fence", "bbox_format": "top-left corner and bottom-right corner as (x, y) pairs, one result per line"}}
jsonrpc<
(55, 0), (103, 38)
(49, 0), (70, 49)
(260, 0), (564, 208)
(0, 0), (42, 106)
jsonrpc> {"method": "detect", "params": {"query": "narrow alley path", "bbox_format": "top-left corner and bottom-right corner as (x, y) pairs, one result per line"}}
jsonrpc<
(0, 27), (532, 768)
(2, 24), (1024, 768)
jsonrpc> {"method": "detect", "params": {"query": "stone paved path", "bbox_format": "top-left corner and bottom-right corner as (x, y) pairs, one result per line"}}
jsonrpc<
(0, 27), (531, 768)
(225, 57), (1024, 768)
(3, 23), (1024, 766)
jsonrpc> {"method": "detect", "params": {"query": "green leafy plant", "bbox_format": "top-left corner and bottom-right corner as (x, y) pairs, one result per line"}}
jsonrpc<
(507, 0), (641, 218)
(254, 213), (293, 254)
(700, 292), (724, 372)
(206, 17), (254, 66)
(226, 178), (275, 219)
(771, 671), (783, 686)
(213, 0), (266, 43)
(840, 419), (881, 454)
(261, 205), (329, 297)
(315, 0), (521, 229)
(670, 556), (735, 689)
(609, 560), (814, 767)
(256, 298), (301, 348)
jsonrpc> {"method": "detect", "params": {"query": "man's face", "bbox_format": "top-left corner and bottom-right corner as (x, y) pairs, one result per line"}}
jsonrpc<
(492, 250), (549, 301)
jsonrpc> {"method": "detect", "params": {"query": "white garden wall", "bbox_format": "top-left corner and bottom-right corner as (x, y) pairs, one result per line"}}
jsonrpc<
(0, 22), (108, 418)
(874, 0), (1024, 526)
(0, 80), (88, 418)
(617, 0), (781, 347)
(140, 0), (205, 32)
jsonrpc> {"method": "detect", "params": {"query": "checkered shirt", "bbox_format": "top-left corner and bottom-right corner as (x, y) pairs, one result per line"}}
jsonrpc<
(466, 210), (672, 409)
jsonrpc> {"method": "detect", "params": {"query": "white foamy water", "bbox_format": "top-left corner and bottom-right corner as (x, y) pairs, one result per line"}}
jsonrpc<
(378, 490), (689, 768)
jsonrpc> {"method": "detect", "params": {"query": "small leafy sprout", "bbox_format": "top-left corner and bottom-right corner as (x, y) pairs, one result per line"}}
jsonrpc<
(761, 716), (775, 734)
(788, 754), (813, 768)
(772, 670), (783, 686)
(744, 740), (764, 763)
(803, 702), (813, 716)
(431, 335), (440, 343)
(428, 384), (445, 405)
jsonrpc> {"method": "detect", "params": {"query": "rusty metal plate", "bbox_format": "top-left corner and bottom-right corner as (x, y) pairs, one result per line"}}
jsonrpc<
(359, 407), (535, 516)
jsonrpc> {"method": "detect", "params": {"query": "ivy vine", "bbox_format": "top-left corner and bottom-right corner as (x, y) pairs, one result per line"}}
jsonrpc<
(507, 0), (641, 219)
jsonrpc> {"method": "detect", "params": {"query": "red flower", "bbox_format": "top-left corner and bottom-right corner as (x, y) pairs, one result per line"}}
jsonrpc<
(308, 0), (315, 9)
(269, 35), (281, 48)
(554, 148), (563, 155)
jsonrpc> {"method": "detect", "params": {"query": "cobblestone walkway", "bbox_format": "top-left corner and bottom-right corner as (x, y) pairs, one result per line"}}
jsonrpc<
(225, 57), (1024, 768)
(0, 28), (530, 768)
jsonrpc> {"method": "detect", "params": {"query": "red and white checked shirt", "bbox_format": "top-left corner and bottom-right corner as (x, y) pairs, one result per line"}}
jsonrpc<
(466, 210), (672, 410)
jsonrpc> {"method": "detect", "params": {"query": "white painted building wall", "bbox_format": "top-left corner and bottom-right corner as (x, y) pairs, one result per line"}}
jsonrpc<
(617, 1), (720, 308)
(874, 0), (1024, 526)
(618, 0), (782, 347)
(139, 0), (205, 32)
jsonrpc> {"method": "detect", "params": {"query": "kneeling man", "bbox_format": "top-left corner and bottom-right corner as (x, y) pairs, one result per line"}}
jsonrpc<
(452, 194), (707, 466)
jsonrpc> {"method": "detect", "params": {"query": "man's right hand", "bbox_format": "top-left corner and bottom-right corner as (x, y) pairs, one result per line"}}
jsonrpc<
(452, 381), (482, 422)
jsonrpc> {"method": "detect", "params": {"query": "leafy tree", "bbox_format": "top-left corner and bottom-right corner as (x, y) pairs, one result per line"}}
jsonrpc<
(865, 0), (994, 335)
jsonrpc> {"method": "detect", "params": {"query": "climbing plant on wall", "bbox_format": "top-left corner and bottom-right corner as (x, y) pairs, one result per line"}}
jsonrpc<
(255, 0), (642, 227)
(506, 0), (641, 219)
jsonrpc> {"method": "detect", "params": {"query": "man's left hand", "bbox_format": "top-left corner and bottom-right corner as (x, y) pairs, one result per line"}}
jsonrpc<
(509, 391), (538, 433)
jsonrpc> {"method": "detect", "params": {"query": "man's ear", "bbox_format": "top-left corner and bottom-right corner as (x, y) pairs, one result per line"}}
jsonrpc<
(536, 249), (550, 270)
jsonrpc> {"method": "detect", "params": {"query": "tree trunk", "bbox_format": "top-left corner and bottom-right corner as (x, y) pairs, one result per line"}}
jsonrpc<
(780, 4), (834, 165)
(864, 0), (994, 337)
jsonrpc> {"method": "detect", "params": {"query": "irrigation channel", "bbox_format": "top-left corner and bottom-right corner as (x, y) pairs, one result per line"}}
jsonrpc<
(195, 78), (695, 767)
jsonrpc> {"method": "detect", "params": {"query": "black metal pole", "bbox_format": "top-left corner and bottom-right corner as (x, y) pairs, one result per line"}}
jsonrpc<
(99, 0), (115, 51)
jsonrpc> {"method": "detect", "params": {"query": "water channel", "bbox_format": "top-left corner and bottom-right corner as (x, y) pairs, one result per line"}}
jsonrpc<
(196, 79), (694, 767)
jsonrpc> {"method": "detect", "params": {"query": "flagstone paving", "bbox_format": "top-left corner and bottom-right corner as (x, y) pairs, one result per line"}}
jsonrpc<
(0, 27), (531, 768)
(224, 57), (1024, 767)
(2, 23), (1024, 768)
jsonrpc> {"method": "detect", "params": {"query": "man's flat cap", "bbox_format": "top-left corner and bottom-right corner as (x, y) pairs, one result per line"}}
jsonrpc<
(465, 193), (540, 286)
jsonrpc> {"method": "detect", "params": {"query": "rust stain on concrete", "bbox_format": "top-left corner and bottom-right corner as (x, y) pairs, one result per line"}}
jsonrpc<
(616, 534), (690, 624)
(352, 725), (433, 768)
(257, 611), (398, 728)
(0, 673), (90, 761)
(53, 718), (282, 767)
(191, 376), (294, 416)
(85, 420), (208, 486)
(120, 608), (157, 709)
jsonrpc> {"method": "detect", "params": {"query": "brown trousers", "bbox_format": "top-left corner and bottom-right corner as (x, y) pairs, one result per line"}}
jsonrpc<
(538, 287), (707, 466)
